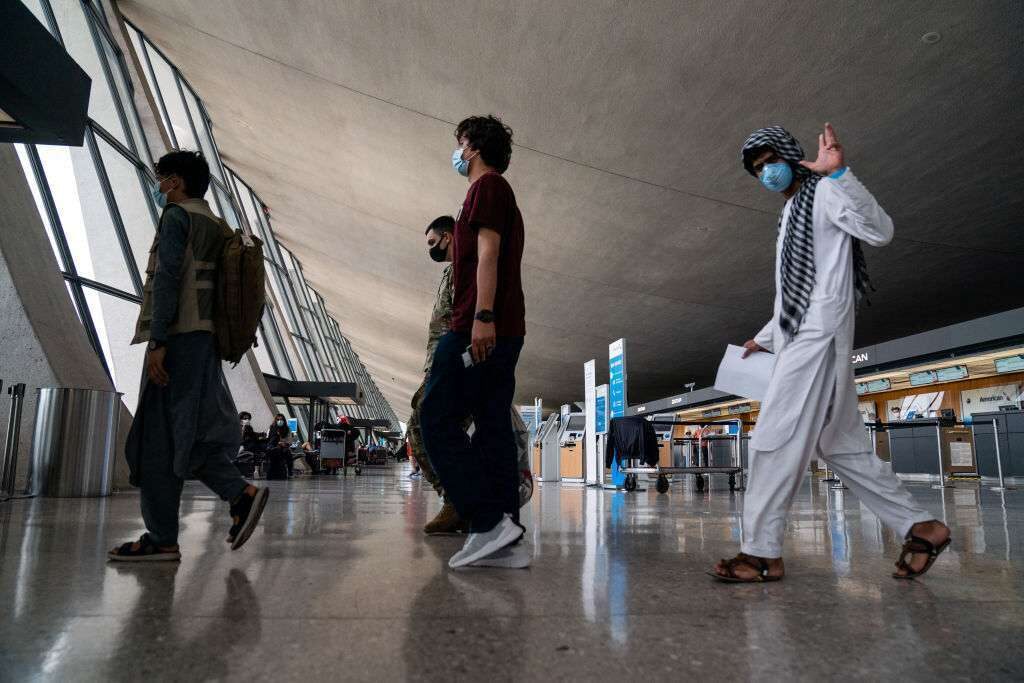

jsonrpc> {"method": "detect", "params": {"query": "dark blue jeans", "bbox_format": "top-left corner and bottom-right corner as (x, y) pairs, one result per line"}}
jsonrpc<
(420, 331), (524, 533)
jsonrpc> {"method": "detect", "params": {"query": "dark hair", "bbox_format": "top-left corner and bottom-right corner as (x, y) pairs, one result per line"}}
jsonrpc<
(455, 115), (513, 173)
(155, 150), (210, 198)
(742, 144), (800, 178)
(239, 411), (252, 420)
(425, 215), (455, 235)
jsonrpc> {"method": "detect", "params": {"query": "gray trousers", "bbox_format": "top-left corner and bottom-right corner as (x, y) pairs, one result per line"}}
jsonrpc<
(140, 441), (247, 547)
(128, 332), (248, 547)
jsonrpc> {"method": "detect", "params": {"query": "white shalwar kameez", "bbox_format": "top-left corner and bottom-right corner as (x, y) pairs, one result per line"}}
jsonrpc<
(742, 169), (932, 558)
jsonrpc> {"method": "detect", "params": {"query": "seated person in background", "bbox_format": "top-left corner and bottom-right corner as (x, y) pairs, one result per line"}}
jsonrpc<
(265, 413), (293, 479)
(239, 412), (257, 448)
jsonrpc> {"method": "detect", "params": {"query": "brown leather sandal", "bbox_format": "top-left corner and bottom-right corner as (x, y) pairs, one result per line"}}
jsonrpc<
(892, 532), (951, 579)
(706, 553), (782, 583)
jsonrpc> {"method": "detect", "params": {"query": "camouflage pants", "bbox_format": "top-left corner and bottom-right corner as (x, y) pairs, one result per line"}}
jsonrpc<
(408, 379), (445, 497)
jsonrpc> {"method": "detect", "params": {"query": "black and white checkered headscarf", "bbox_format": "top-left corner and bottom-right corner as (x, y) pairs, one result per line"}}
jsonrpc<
(741, 126), (870, 338)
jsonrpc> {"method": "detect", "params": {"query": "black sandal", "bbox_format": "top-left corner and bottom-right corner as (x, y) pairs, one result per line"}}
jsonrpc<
(226, 487), (269, 550)
(706, 553), (782, 583)
(108, 533), (181, 562)
(892, 532), (951, 580)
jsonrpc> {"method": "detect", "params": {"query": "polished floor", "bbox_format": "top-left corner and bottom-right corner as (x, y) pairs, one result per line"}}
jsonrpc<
(1, 465), (1022, 681)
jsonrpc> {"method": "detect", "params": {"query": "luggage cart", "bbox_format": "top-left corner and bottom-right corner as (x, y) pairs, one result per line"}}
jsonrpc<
(619, 419), (747, 494)
(356, 444), (392, 474)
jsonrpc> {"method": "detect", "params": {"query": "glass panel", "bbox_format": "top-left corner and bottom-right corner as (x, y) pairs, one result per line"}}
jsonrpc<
(15, 144), (65, 270)
(49, 0), (130, 145)
(95, 28), (153, 166)
(144, 44), (197, 150)
(251, 325), (276, 375)
(294, 336), (321, 380)
(293, 407), (309, 441)
(37, 144), (135, 293)
(258, 303), (292, 378)
(81, 287), (144, 411)
(212, 183), (241, 230)
(181, 87), (224, 181)
(240, 187), (269, 243)
(96, 137), (156, 279)
(127, 26), (175, 141)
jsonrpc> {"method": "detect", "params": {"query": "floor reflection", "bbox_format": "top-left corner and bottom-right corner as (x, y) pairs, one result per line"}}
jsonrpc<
(0, 470), (1021, 679)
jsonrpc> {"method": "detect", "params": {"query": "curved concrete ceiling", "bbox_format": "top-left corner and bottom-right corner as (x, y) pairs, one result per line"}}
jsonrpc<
(119, 1), (1024, 418)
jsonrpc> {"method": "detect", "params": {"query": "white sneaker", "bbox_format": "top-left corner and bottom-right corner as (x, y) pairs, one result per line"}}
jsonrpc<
(468, 543), (531, 569)
(448, 514), (523, 569)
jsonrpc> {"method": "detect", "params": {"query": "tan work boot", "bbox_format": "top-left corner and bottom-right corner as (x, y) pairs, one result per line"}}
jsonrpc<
(423, 501), (467, 535)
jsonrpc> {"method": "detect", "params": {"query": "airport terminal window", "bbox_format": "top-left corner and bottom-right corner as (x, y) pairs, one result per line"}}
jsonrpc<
(81, 289), (144, 410)
(33, 141), (141, 295)
(95, 136), (158, 277)
(22, 7), (397, 425)
(14, 145), (66, 270)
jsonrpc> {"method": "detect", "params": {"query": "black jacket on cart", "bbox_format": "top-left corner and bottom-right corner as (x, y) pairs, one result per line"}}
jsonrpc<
(605, 416), (659, 468)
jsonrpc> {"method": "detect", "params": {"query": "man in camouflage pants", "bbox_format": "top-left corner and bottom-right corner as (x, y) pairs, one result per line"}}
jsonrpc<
(408, 216), (464, 533)
(411, 216), (535, 533)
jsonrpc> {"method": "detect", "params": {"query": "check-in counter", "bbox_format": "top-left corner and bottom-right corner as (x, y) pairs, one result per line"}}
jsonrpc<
(887, 419), (978, 476)
(558, 413), (586, 482)
(889, 420), (942, 475)
(971, 409), (1024, 478)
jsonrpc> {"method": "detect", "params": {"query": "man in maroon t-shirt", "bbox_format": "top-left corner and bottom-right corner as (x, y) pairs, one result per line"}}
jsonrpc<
(420, 115), (528, 569)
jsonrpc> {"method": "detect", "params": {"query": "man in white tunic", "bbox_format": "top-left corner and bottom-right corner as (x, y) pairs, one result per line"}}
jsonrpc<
(710, 124), (951, 582)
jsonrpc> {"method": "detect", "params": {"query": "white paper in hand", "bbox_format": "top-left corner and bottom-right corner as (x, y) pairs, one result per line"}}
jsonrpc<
(714, 344), (775, 402)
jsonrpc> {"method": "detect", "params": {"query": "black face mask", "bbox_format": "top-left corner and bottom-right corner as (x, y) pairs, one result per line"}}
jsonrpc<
(429, 237), (448, 262)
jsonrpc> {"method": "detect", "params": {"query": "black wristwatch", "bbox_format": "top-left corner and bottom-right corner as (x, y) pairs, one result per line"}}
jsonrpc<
(475, 309), (495, 323)
(148, 339), (165, 351)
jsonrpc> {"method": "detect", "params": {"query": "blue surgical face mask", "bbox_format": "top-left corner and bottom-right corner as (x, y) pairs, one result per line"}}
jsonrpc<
(451, 147), (477, 177)
(760, 161), (793, 193)
(150, 179), (167, 209)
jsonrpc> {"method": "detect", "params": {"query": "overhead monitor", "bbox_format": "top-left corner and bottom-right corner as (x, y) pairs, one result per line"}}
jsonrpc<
(856, 378), (891, 395)
(909, 370), (937, 387)
(910, 364), (968, 386)
(995, 355), (1024, 374)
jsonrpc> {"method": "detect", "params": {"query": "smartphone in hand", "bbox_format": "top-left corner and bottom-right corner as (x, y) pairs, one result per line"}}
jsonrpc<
(462, 346), (475, 368)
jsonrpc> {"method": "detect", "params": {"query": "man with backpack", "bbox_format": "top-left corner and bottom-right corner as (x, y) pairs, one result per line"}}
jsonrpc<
(109, 150), (268, 562)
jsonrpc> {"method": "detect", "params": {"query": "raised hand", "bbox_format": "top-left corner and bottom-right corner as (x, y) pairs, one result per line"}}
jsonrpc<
(799, 122), (845, 176)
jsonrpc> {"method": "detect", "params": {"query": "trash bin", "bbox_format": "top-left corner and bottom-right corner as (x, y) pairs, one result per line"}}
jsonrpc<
(29, 387), (122, 497)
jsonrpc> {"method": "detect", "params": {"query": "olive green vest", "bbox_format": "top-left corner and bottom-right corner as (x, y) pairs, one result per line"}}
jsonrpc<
(132, 199), (232, 343)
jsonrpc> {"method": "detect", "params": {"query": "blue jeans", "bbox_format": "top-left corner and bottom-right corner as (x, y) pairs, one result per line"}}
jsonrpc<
(420, 332), (524, 533)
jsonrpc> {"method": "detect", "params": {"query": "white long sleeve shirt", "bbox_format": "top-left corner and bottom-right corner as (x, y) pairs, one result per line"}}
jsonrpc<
(750, 169), (894, 454)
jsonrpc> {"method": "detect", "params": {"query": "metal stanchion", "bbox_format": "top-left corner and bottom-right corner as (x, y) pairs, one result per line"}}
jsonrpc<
(1, 383), (27, 501)
(990, 419), (1016, 492)
(932, 422), (953, 489)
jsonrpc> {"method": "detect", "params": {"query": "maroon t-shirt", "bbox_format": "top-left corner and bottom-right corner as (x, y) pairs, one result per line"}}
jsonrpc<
(450, 172), (526, 337)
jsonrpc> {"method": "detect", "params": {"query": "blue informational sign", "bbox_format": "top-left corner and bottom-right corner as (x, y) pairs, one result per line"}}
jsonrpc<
(595, 395), (607, 433)
(287, 417), (298, 436)
(608, 339), (627, 486)
(609, 365), (625, 416)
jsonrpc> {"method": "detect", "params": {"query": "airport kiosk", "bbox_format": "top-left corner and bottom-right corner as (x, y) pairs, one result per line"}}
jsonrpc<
(558, 412), (586, 483)
(537, 413), (562, 482)
(652, 419), (673, 468)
